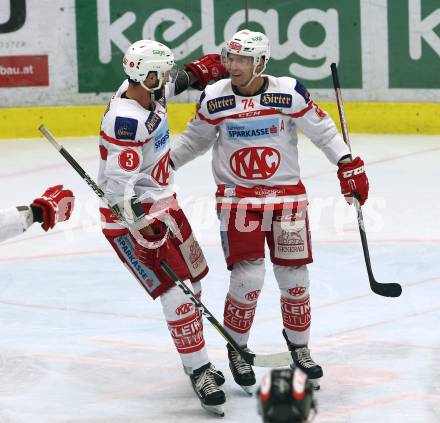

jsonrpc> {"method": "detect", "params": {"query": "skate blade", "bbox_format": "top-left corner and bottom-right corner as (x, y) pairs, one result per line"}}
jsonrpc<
(310, 378), (321, 390)
(201, 403), (225, 417)
(239, 385), (255, 396)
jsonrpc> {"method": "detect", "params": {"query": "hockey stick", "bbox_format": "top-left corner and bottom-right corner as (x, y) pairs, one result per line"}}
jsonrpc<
(330, 64), (402, 298)
(159, 261), (292, 367)
(38, 124), (294, 367)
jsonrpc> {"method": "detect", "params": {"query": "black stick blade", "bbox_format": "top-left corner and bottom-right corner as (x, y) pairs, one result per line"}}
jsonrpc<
(371, 281), (402, 298)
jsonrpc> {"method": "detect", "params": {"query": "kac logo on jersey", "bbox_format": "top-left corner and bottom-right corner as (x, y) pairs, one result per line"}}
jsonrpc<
(226, 118), (279, 141)
(260, 93), (292, 108)
(152, 150), (170, 186)
(207, 95), (236, 114)
(114, 116), (138, 140)
(154, 128), (169, 152)
(145, 112), (162, 134)
(230, 146), (280, 180)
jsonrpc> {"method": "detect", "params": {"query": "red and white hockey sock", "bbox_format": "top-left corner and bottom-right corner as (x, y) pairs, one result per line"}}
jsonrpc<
(223, 259), (265, 345)
(160, 284), (209, 374)
(274, 264), (311, 346)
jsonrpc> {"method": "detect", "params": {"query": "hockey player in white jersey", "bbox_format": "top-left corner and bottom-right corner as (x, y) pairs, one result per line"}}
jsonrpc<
(171, 30), (369, 391)
(97, 40), (228, 415)
(0, 185), (74, 242)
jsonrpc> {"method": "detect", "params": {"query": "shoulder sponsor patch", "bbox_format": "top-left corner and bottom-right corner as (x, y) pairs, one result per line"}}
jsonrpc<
(226, 118), (279, 141)
(157, 96), (166, 108)
(207, 95), (236, 114)
(199, 91), (206, 104)
(145, 112), (162, 134)
(114, 116), (138, 140)
(260, 93), (292, 108)
(294, 81), (311, 104)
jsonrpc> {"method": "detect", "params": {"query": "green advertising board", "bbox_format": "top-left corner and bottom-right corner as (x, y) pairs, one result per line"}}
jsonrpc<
(76, 0), (362, 93)
(389, 0), (440, 88)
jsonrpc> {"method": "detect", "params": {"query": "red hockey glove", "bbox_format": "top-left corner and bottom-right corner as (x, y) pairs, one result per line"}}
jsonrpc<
(134, 220), (190, 281)
(31, 185), (75, 231)
(337, 156), (369, 206)
(185, 54), (228, 90)
(134, 221), (169, 269)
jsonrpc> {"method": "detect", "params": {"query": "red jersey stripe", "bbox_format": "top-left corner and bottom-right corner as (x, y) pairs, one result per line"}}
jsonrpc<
(197, 101), (314, 125)
(100, 131), (151, 147)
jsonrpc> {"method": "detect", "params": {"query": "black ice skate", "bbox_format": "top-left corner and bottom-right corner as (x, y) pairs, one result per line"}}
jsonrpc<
(210, 363), (226, 387)
(190, 363), (226, 416)
(227, 344), (256, 395)
(283, 329), (323, 390)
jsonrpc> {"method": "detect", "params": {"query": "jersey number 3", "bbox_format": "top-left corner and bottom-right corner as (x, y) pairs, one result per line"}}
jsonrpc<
(118, 148), (140, 171)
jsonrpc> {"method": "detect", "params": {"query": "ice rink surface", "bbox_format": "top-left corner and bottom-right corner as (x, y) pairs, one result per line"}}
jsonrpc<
(0, 134), (439, 422)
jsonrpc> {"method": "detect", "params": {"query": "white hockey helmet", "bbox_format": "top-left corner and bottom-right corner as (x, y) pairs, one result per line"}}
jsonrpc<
(223, 29), (270, 77)
(122, 40), (175, 91)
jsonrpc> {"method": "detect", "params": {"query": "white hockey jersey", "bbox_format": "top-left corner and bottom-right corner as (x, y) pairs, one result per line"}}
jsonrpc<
(98, 80), (176, 233)
(171, 75), (350, 209)
(0, 207), (31, 242)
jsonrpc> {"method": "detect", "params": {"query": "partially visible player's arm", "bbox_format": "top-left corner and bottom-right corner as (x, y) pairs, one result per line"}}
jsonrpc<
(0, 185), (75, 242)
(0, 206), (33, 242)
(290, 81), (350, 164)
(170, 108), (217, 170)
(291, 81), (368, 204)
(168, 54), (228, 96)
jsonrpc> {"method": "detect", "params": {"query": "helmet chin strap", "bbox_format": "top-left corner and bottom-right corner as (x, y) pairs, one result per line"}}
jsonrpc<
(140, 80), (165, 103)
(140, 76), (163, 92)
(239, 74), (257, 89)
(238, 59), (265, 89)
(140, 81), (153, 92)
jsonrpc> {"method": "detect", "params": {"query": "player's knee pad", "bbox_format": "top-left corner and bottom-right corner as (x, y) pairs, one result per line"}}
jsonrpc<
(274, 265), (311, 335)
(274, 264), (310, 299)
(229, 258), (265, 300)
(224, 259), (265, 339)
(160, 285), (205, 354)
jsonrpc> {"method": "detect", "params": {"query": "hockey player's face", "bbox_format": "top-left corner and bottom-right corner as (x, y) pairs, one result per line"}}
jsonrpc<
(226, 54), (253, 86)
(144, 70), (171, 91)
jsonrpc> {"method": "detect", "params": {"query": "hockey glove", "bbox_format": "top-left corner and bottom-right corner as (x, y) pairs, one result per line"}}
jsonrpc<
(337, 156), (369, 206)
(134, 220), (169, 269)
(134, 220), (191, 282)
(31, 185), (75, 231)
(184, 54), (228, 90)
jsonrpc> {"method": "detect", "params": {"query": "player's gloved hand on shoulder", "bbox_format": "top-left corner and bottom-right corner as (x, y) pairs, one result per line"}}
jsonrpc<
(337, 156), (369, 206)
(31, 185), (75, 231)
(134, 220), (169, 269)
(185, 54), (228, 90)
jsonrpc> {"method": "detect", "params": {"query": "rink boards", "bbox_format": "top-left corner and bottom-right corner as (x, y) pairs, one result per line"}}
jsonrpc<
(2, 102), (440, 140)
